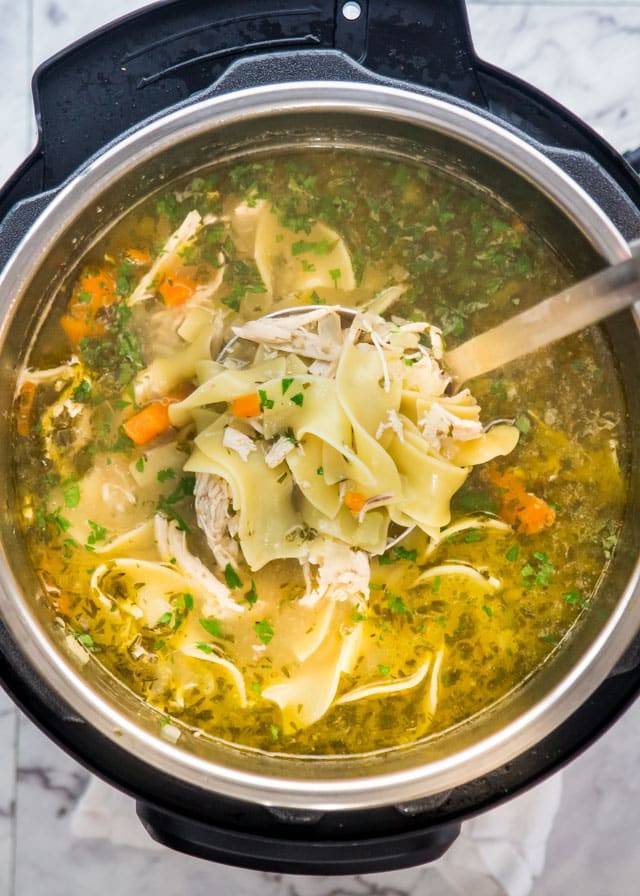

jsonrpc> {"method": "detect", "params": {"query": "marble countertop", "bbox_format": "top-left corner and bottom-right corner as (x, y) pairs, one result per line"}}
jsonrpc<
(0, 2), (639, 894)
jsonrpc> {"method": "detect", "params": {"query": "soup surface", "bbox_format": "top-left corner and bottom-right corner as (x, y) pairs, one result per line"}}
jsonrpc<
(13, 150), (627, 755)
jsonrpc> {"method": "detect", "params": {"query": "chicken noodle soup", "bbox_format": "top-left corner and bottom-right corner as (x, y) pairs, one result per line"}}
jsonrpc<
(13, 151), (627, 755)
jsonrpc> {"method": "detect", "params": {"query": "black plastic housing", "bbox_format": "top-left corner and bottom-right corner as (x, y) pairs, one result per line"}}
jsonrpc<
(0, 0), (640, 876)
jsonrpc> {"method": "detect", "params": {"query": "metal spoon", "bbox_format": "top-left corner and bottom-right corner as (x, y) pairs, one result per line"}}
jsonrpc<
(221, 238), (640, 385)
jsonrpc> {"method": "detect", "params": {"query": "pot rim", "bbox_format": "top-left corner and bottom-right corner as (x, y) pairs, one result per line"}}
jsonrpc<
(0, 80), (638, 810)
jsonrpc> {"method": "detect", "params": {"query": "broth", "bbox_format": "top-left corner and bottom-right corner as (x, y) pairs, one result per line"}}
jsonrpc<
(13, 150), (627, 755)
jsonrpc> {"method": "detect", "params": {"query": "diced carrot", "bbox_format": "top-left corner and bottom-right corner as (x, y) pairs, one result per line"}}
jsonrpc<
(16, 381), (37, 437)
(60, 314), (96, 345)
(69, 269), (117, 316)
(231, 392), (262, 418)
(158, 274), (197, 307)
(344, 491), (367, 513)
(62, 267), (116, 344)
(123, 401), (172, 446)
(126, 248), (152, 266)
(490, 470), (556, 535)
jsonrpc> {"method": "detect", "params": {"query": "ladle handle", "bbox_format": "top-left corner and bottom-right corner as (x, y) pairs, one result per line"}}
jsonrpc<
(445, 238), (640, 386)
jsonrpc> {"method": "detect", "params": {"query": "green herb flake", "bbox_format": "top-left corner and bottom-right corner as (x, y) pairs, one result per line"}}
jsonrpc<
(291, 393), (304, 407)
(200, 617), (223, 638)
(135, 456), (146, 473)
(269, 724), (280, 741)
(245, 580), (258, 606)
(482, 605), (493, 618)
(196, 642), (215, 654)
(63, 481), (81, 509)
(157, 467), (176, 483)
(156, 611), (173, 627)
(75, 632), (96, 652)
(505, 544), (519, 562)
(329, 268), (341, 287)
(254, 619), (274, 644)
(224, 564), (243, 589)
(387, 594), (407, 615)
(377, 664), (391, 677)
(258, 388), (274, 410)
(490, 380), (508, 401)
(72, 379), (92, 403)
(251, 681), (262, 696)
(86, 519), (107, 547)
(463, 529), (484, 544)
(515, 414), (531, 434)
(316, 466), (324, 476)
(291, 238), (335, 256)
(522, 552), (555, 588)
(281, 377), (294, 394)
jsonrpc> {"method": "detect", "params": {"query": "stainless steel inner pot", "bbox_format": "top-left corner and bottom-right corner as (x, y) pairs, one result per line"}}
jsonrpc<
(0, 81), (638, 811)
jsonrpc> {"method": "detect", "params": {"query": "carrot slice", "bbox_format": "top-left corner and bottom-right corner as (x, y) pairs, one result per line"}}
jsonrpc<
(344, 491), (367, 514)
(16, 381), (37, 437)
(231, 392), (261, 418)
(123, 402), (172, 446)
(158, 274), (197, 307)
(490, 470), (556, 535)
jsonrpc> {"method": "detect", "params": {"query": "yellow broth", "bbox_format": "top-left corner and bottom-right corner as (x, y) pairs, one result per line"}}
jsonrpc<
(13, 150), (627, 755)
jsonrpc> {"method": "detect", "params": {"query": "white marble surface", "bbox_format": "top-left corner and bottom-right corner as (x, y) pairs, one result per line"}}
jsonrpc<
(0, 2), (639, 895)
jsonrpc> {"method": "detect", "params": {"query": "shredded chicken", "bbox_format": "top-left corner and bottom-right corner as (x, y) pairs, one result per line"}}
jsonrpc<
(232, 308), (343, 361)
(194, 474), (239, 570)
(154, 514), (243, 617)
(299, 539), (370, 608)
(264, 436), (296, 469)
(223, 426), (256, 462)
(375, 409), (405, 443)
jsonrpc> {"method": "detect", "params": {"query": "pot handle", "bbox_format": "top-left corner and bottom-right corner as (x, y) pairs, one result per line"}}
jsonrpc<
(14, 0), (481, 201)
(136, 801), (460, 874)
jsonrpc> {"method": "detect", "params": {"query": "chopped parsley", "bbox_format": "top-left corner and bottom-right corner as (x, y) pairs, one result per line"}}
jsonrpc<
(196, 642), (215, 655)
(157, 467), (176, 483)
(157, 474), (195, 532)
(63, 481), (80, 509)
(86, 519), (107, 548)
(200, 617), (223, 638)
(316, 466), (324, 476)
(462, 529), (484, 544)
(258, 389), (274, 410)
(505, 544), (519, 562)
(490, 380), (508, 401)
(281, 377), (294, 394)
(515, 414), (531, 434)
(135, 456), (146, 473)
(72, 379), (92, 403)
(79, 302), (144, 393)
(290, 392), (304, 407)
(377, 664), (391, 677)
(254, 619), (274, 644)
(329, 268), (341, 287)
(75, 632), (97, 652)
(224, 564), (243, 589)
(156, 611), (173, 627)
(245, 580), (258, 606)
(521, 551), (555, 588)
(379, 545), (417, 565)
(291, 238), (335, 256)
(387, 594), (407, 615)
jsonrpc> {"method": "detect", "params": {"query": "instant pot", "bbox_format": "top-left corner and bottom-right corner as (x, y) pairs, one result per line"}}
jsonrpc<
(0, 0), (639, 875)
